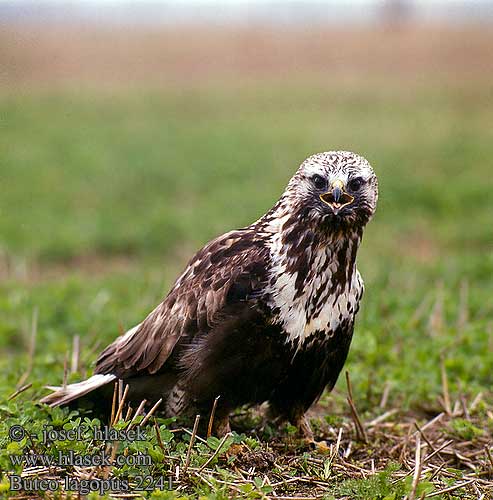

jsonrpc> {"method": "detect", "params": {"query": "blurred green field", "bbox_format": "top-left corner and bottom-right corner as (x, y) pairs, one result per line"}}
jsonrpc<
(1, 77), (493, 497)
(2, 83), (493, 261)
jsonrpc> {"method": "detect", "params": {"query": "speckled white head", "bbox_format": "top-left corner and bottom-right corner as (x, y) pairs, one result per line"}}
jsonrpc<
(284, 150), (379, 228)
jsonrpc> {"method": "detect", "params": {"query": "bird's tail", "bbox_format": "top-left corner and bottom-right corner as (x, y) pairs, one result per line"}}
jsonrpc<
(40, 373), (116, 407)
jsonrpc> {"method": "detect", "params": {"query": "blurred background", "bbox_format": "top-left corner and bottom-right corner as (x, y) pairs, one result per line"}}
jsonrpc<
(1, 0), (492, 405)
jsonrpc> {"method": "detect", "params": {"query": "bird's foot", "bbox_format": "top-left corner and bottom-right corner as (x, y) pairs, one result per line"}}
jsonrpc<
(306, 439), (331, 454)
(211, 414), (231, 438)
(295, 414), (314, 441)
(293, 415), (330, 453)
(226, 443), (248, 457)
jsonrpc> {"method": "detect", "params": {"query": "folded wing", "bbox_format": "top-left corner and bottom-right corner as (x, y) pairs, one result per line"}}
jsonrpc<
(95, 228), (269, 379)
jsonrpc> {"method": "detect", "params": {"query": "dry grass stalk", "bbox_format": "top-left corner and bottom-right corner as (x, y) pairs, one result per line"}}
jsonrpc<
(379, 381), (391, 408)
(413, 422), (437, 452)
(184, 414), (201, 472)
(154, 419), (166, 457)
(8, 382), (32, 401)
(102, 441), (119, 480)
(440, 357), (452, 415)
(408, 434), (426, 500)
(422, 439), (453, 464)
(198, 432), (233, 472)
(457, 381), (471, 420)
(70, 334), (80, 374)
(399, 425), (414, 464)
(368, 409), (398, 427)
(334, 427), (343, 457)
(428, 281), (445, 336)
(485, 446), (493, 471)
(124, 405), (133, 422)
(130, 398), (147, 425)
(345, 371), (367, 443)
(17, 307), (38, 387)
(428, 462), (446, 481)
(110, 381), (118, 425)
(118, 378), (124, 405)
(427, 479), (475, 497)
(112, 384), (130, 425)
(420, 412), (443, 432)
(181, 426), (208, 444)
(139, 398), (163, 427)
(207, 395), (220, 439)
(456, 279), (469, 330)
(469, 392), (483, 413)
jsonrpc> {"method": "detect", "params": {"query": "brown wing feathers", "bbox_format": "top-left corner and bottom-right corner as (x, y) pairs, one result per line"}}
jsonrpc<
(94, 229), (266, 379)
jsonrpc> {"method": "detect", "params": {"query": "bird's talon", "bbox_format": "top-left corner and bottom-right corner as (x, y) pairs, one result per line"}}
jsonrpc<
(226, 443), (247, 457)
(305, 439), (331, 454)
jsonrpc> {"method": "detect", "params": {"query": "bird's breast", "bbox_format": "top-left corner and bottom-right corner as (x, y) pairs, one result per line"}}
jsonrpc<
(267, 261), (363, 345)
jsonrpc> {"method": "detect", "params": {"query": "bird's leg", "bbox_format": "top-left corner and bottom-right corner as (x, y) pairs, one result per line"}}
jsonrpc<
(268, 403), (315, 440)
(268, 402), (328, 451)
(211, 412), (231, 437)
(292, 412), (314, 441)
(292, 411), (330, 453)
(210, 408), (251, 457)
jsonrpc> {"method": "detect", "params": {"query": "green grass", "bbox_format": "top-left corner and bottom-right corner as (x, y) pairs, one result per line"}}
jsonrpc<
(1, 82), (492, 498)
(2, 85), (492, 261)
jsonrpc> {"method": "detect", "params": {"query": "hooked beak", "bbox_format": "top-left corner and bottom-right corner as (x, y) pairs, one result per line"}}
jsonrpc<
(320, 179), (354, 214)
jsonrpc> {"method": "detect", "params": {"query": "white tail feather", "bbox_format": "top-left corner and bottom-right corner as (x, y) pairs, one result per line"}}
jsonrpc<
(40, 374), (116, 407)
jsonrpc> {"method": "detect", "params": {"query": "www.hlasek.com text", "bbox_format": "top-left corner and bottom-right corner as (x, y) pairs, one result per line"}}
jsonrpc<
(10, 449), (152, 467)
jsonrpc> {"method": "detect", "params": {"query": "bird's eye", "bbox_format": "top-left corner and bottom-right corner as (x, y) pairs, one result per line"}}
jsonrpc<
(348, 177), (364, 192)
(311, 174), (326, 190)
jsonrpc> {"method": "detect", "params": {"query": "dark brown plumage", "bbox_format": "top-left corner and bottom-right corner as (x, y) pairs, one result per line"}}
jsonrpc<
(41, 150), (378, 438)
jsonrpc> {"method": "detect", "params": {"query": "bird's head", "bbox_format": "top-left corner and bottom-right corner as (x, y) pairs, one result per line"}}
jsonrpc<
(282, 151), (378, 232)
